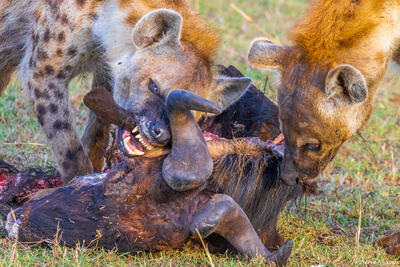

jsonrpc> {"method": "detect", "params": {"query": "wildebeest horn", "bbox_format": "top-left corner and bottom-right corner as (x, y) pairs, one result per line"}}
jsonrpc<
(166, 89), (222, 114)
(83, 87), (136, 132)
(162, 90), (222, 191)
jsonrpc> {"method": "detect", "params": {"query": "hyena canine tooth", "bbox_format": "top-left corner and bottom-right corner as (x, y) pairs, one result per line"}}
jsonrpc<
(248, 0), (400, 185)
(0, 0), (250, 183)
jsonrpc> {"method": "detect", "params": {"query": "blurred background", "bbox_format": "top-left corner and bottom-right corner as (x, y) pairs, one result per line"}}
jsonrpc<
(0, 0), (399, 265)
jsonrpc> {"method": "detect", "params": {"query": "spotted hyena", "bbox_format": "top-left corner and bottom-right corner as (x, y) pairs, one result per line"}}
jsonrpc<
(248, 0), (400, 185)
(0, 0), (250, 182)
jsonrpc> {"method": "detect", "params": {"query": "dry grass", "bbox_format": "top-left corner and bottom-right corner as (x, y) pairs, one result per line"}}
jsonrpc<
(0, 0), (399, 266)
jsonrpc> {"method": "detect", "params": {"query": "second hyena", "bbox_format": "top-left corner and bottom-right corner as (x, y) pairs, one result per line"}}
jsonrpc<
(248, 0), (400, 185)
(0, 0), (250, 182)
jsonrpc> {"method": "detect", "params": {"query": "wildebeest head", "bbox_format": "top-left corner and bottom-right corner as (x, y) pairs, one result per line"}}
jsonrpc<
(85, 82), (250, 191)
(112, 9), (251, 156)
(248, 38), (369, 185)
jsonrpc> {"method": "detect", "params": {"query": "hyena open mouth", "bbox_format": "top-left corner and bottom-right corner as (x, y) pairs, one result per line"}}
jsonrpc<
(119, 125), (156, 156)
(83, 87), (169, 159)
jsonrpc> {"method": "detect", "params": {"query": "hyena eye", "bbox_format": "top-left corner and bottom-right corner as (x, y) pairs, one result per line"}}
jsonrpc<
(148, 79), (159, 93)
(304, 143), (321, 152)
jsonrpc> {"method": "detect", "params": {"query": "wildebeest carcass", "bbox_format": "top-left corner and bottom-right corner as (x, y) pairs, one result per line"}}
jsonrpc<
(0, 161), (63, 232)
(5, 84), (294, 265)
(98, 65), (308, 250)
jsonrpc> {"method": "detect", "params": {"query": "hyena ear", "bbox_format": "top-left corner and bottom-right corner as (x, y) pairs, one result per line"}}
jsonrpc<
(209, 76), (252, 111)
(132, 9), (182, 49)
(325, 64), (368, 104)
(248, 38), (287, 70)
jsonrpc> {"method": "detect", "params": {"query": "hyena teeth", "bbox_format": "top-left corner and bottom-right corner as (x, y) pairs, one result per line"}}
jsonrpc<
(140, 138), (150, 150)
(123, 136), (144, 156)
(132, 126), (139, 134)
(133, 133), (152, 151)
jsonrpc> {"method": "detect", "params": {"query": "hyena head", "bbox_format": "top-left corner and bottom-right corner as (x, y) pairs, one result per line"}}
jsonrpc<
(113, 9), (252, 157)
(248, 39), (369, 185)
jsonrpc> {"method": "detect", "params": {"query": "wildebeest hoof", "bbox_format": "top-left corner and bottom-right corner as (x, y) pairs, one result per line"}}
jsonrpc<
(267, 239), (293, 266)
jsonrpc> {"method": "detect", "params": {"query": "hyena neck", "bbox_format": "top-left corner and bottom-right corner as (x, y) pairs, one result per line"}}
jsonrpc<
(293, 0), (400, 93)
(93, 0), (136, 66)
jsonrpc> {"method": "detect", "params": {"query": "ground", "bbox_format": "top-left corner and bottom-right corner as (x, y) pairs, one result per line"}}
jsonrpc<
(0, 0), (399, 266)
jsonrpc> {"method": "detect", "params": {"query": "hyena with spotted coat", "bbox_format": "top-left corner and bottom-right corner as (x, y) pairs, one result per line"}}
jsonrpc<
(0, 0), (250, 182)
(248, 0), (400, 185)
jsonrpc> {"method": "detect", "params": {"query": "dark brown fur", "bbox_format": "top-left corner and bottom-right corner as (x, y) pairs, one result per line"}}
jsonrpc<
(6, 137), (301, 255)
(199, 66), (280, 141)
(4, 67), (299, 257)
(208, 139), (302, 248)
(12, 159), (211, 251)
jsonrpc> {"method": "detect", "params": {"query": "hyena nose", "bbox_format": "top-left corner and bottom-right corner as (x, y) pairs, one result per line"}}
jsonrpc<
(151, 121), (170, 145)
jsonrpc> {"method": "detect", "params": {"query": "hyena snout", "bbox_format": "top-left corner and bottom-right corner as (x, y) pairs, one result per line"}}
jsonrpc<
(149, 120), (171, 145)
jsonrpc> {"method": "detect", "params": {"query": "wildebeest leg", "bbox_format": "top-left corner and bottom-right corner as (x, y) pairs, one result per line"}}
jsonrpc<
(190, 194), (293, 266)
(81, 68), (112, 172)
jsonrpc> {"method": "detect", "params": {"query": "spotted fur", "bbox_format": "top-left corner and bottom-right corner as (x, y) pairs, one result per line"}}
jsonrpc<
(0, 0), (220, 182)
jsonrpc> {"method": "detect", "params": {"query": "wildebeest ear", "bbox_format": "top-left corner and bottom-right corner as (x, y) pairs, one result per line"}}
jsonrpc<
(132, 9), (182, 49)
(209, 75), (252, 111)
(325, 64), (368, 104)
(248, 38), (287, 70)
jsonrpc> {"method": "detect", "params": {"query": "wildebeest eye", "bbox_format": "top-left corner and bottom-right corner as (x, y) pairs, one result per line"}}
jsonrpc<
(148, 79), (159, 93)
(304, 143), (321, 152)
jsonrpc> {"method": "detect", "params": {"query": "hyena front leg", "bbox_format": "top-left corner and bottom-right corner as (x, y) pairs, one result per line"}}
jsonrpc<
(190, 194), (293, 266)
(22, 22), (93, 182)
(81, 67), (112, 172)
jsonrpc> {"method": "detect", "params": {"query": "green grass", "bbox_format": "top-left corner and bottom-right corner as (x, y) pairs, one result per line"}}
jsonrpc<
(0, 0), (399, 265)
